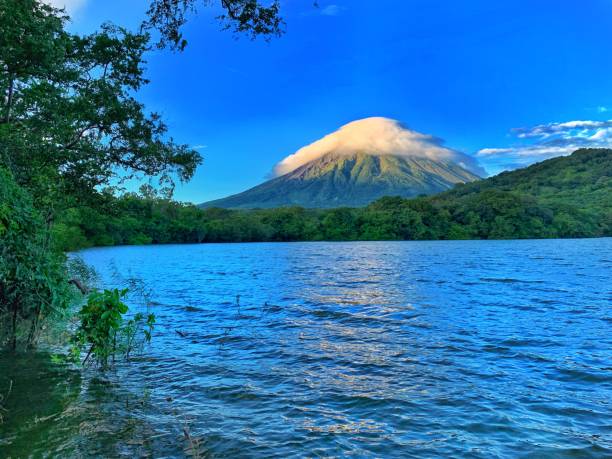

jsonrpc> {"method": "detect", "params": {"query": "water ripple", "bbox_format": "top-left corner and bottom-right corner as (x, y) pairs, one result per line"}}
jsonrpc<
(2, 239), (611, 458)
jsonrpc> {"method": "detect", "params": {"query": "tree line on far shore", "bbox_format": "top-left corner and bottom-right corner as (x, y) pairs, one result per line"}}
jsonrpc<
(53, 149), (612, 251)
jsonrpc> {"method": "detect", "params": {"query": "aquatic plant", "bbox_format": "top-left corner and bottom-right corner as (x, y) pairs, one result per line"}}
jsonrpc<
(182, 421), (204, 459)
(71, 289), (155, 367)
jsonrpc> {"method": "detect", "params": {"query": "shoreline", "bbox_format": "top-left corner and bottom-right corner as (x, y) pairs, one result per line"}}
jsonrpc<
(72, 235), (612, 252)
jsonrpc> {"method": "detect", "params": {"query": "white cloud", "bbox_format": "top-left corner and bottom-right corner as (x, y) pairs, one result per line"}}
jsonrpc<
(43, 0), (88, 16)
(512, 120), (612, 139)
(589, 127), (612, 141)
(477, 118), (612, 171)
(320, 5), (343, 16)
(477, 148), (514, 156)
(477, 145), (577, 158)
(274, 117), (484, 176)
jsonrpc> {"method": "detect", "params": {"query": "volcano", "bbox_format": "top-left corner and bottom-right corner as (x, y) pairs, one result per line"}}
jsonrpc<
(201, 118), (482, 209)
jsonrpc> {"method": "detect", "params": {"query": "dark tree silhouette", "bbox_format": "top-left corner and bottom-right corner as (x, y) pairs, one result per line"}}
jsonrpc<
(144, 0), (285, 50)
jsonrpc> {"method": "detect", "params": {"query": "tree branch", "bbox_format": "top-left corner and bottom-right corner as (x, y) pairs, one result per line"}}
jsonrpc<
(68, 278), (89, 295)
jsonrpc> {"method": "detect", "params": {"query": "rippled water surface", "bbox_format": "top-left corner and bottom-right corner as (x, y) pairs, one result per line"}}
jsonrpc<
(2, 239), (612, 457)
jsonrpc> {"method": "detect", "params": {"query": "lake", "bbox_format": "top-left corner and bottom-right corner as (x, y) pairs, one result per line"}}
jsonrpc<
(1, 239), (611, 457)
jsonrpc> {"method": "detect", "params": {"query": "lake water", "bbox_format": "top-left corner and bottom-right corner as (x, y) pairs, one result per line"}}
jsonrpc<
(1, 239), (611, 457)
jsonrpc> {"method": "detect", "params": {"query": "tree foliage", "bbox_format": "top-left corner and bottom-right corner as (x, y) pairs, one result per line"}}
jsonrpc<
(144, 0), (284, 50)
(0, 0), (196, 350)
(0, 0), (201, 210)
(54, 149), (612, 250)
(0, 169), (72, 350)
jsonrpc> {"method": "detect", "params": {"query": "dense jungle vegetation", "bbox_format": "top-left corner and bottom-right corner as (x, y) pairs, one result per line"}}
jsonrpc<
(53, 149), (611, 250)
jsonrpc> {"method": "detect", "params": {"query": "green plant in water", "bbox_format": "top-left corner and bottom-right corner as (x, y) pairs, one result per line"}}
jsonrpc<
(72, 289), (155, 367)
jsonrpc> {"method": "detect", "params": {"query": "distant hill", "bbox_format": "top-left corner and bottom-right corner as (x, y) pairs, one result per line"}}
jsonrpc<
(201, 152), (480, 209)
(439, 148), (611, 209)
(406, 148), (611, 239)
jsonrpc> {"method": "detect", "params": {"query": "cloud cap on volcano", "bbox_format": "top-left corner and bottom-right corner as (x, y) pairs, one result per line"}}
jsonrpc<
(273, 117), (484, 176)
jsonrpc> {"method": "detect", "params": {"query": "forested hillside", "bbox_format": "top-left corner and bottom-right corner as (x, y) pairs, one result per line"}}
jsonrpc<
(444, 148), (611, 209)
(54, 149), (611, 249)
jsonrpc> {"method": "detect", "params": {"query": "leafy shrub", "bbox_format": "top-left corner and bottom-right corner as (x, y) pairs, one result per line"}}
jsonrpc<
(72, 289), (155, 367)
(0, 169), (72, 349)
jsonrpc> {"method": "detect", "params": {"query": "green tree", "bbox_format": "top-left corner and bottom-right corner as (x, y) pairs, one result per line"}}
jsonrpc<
(321, 208), (357, 240)
(0, 0), (201, 213)
(0, 0), (201, 351)
(0, 169), (72, 349)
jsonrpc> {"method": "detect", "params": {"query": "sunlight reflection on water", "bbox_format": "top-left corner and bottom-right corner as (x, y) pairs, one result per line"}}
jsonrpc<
(1, 239), (611, 458)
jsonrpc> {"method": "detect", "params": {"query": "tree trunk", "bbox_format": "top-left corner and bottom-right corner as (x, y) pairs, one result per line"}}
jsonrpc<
(11, 300), (18, 351)
(26, 307), (41, 349)
(68, 278), (89, 294)
(4, 77), (14, 124)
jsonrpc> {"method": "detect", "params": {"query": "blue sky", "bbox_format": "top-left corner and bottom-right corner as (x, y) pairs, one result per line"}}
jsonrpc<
(53, 0), (612, 203)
